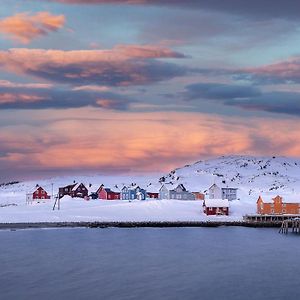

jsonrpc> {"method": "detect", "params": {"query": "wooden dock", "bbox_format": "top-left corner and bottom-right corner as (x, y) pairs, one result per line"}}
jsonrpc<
(279, 218), (300, 234)
(243, 214), (300, 226)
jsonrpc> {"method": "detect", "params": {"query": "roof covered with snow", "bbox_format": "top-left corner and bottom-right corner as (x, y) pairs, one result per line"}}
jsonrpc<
(204, 199), (229, 208)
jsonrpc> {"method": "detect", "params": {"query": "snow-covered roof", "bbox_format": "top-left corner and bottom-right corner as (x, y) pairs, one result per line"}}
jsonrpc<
(204, 199), (229, 208)
(27, 185), (46, 194)
(71, 183), (80, 191)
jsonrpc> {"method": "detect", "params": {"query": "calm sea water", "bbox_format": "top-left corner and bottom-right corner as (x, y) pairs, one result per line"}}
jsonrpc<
(0, 227), (299, 300)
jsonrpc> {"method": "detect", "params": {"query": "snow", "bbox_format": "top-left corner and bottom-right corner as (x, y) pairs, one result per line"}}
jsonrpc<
(204, 199), (229, 208)
(1, 155), (300, 223)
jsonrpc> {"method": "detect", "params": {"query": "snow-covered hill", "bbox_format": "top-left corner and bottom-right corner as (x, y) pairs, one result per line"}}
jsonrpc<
(1, 155), (300, 223)
(158, 155), (300, 195)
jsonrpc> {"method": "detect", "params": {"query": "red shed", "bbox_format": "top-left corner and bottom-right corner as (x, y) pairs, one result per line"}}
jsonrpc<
(98, 187), (120, 200)
(203, 199), (229, 216)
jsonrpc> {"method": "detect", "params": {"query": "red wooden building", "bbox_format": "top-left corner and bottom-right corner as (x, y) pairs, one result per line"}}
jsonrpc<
(192, 192), (205, 200)
(98, 187), (120, 200)
(26, 186), (51, 204)
(147, 192), (159, 199)
(59, 183), (88, 199)
(203, 199), (229, 216)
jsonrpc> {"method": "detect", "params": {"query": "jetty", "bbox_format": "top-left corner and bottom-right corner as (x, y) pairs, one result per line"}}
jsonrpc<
(279, 218), (300, 234)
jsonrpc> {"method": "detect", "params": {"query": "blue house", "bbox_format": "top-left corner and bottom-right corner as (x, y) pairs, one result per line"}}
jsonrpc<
(121, 185), (147, 200)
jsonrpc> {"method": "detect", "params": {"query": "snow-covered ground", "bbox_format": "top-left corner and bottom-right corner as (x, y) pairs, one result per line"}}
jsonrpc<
(1, 155), (300, 223)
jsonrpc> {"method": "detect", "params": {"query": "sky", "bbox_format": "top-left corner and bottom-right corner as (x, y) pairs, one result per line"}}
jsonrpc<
(1, 0), (300, 181)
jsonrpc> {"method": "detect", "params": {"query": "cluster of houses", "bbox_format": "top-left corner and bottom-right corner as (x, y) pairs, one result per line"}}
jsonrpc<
(26, 182), (237, 216)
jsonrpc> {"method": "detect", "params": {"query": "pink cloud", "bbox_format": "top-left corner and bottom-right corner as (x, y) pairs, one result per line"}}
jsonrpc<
(241, 56), (300, 84)
(1, 110), (300, 179)
(0, 12), (65, 44)
(0, 93), (45, 104)
(0, 46), (186, 86)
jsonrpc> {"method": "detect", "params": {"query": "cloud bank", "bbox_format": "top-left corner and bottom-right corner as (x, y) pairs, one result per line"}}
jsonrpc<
(0, 12), (65, 44)
(0, 46), (187, 86)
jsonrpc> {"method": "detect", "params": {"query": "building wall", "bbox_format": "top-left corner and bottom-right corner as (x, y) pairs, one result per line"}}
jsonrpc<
(159, 187), (170, 200)
(204, 206), (229, 216)
(32, 187), (50, 200)
(209, 185), (222, 199)
(222, 188), (237, 201)
(257, 196), (300, 214)
(193, 192), (205, 200)
(147, 193), (159, 199)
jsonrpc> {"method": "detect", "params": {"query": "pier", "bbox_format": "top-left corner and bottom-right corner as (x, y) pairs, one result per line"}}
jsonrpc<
(279, 218), (300, 234)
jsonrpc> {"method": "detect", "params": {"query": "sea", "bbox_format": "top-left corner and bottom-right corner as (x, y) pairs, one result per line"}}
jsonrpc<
(0, 227), (299, 300)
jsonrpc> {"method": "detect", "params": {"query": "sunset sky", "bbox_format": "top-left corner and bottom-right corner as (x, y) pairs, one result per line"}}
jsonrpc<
(1, 0), (300, 181)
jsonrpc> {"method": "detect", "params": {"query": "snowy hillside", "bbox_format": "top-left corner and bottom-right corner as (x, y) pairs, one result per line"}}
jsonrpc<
(158, 155), (300, 196)
(1, 155), (300, 223)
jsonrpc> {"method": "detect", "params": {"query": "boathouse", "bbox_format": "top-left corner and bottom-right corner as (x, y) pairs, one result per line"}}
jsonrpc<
(203, 199), (229, 216)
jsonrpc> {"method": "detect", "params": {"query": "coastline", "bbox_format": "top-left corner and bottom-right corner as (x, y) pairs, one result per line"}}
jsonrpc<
(0, 221), (282, 230)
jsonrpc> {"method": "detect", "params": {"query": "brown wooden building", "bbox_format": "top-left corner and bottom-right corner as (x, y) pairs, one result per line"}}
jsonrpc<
(59, 183), (88, 199)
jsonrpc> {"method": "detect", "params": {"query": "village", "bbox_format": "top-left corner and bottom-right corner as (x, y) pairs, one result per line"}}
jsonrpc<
(25, 181), (300, 218)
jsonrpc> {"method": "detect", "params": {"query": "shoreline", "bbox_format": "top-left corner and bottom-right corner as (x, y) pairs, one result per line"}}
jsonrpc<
(0, 221), (283, 230)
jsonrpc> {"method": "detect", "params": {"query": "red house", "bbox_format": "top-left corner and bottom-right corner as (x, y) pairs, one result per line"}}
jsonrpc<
(203, 199), (229, 216)
(98, 187), (120, 200)
(192, 192), (205, 200)
(26, 186), (51, 204)
(59, 183), (88, 199)
(147, 192), (159, 199)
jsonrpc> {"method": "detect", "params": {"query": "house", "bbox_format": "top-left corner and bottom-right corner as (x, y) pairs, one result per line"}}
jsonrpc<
(203, 199), (229, 216)
(98, 187), (120, 200)
(59, 183), (88, 199)
(209, 184), (238, 201)
(121, 185), (147, 200)
(209, 184), (222, 199)
(257, 195), (300, 215)
(147, 192), (159, 199)
(222, 187), (238, 201)
(159, 184), (196, 200)
(89, 184), (104, 199)
(26, 185), (51, 204)
(192, 192), (205, 200)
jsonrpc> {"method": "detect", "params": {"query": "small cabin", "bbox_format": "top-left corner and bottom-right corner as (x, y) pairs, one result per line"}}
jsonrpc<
(203, 199), (229, 216)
